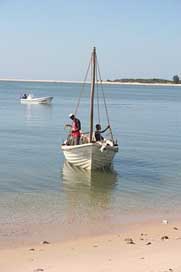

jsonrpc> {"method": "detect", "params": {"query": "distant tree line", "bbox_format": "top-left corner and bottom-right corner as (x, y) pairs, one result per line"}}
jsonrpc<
(107, 75), (181, 84)
(172, 75), (180, 84)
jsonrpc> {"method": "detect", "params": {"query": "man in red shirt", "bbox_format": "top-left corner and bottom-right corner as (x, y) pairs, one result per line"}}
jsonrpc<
(69, 113), (81, 145)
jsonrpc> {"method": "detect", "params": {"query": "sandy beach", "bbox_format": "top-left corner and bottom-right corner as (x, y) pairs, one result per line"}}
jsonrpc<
(1, 220), (181, 272)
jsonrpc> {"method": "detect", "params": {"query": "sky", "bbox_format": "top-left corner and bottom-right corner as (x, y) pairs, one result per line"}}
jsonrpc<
(0, 0), (181, 81)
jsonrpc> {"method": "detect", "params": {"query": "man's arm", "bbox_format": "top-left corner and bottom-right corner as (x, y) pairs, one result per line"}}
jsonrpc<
(75, 119), (81, 130)
(64, 124), (72, 128)
(100, 125), (110, 133)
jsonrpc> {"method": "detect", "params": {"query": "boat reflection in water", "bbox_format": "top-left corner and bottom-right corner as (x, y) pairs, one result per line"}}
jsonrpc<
(61, 160), (118, 192)
(60, 161), (118, 237)
(23, 103), (52, 123)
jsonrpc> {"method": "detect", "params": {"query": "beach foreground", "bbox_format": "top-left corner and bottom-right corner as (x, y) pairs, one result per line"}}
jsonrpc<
(1, 220), (181, 272)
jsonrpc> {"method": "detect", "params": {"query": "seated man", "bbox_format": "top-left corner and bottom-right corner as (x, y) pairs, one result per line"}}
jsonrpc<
(94, 124), (110, 142)
(22, 93), (27, 99)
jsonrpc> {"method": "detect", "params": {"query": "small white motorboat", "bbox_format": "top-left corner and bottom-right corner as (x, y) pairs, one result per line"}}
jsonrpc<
(21, 94), (53, 104)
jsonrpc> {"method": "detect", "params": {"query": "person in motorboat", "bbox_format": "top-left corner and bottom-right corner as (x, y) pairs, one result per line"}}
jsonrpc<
(94, 124), (110, 142)
(22, 93), (27, 99)
(65, 113), (81, 145)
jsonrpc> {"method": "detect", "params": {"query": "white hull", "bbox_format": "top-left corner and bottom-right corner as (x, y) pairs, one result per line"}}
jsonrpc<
(61, 142), (118, 170)
(21, 96), (53, 104)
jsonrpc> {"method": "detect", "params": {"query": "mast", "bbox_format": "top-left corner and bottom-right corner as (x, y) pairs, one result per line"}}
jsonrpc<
(89, 47), (96, 143)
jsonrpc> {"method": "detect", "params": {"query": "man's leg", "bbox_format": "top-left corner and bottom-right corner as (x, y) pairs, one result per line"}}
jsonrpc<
(75, 136), (80, 145)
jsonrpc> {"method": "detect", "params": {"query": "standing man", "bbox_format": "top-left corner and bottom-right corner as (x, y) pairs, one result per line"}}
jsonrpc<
(69, 113), (81, 145)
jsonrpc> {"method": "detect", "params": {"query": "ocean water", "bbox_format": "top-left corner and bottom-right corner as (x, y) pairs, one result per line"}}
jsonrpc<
(0, 81), (181, 243)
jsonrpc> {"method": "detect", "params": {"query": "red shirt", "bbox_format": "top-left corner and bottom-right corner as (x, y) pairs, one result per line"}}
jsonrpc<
(71, 118), (81, 137)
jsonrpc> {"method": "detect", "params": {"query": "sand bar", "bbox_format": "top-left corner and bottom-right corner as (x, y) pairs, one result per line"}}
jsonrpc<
(0, 78), (181, 87)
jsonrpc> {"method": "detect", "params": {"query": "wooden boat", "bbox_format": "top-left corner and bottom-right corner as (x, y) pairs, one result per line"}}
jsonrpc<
(21, 94), (53, 104)
(61, 47), (118, 170)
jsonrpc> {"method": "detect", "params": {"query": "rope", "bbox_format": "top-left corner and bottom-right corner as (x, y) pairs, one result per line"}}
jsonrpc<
(96, 65), (101, 124)
(74, 59), (91, 116)
(96, 56), (114, 142)
(74, 51), (114, 142)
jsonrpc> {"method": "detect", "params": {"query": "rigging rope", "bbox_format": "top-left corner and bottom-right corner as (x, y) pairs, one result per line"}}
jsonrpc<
(96, 65), (101, 124)
(96, 56), (114, 141)
(74, 59), (91, 116)
(74, 51), (114, 142)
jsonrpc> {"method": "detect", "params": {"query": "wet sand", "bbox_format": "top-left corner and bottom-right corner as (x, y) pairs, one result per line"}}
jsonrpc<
(1, 220), (181, 272)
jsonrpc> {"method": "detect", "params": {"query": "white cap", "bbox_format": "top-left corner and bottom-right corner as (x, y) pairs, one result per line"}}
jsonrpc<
(69, 113), (74, 118)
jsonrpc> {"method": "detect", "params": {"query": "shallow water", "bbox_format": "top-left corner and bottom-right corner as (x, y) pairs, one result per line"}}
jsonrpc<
(0, 81), (181, 242)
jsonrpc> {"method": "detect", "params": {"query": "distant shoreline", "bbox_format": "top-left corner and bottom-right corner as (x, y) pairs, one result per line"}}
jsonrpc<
(0, 78), (181, 87)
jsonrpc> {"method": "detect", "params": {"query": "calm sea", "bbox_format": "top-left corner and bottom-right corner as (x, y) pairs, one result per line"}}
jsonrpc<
(0, 81), (181, 244)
